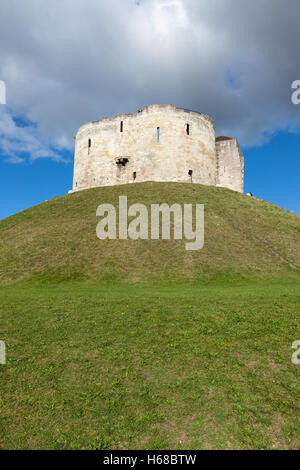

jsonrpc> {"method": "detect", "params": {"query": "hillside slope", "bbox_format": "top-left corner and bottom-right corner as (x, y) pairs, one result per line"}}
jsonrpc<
(0, 182), (300, 284)
(1, 183), (300, 450)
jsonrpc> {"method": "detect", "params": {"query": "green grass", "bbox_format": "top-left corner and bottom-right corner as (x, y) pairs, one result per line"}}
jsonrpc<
(0, 183), (299, 449)
(0, 182), (300, 284)
(0, 280), (299, 449)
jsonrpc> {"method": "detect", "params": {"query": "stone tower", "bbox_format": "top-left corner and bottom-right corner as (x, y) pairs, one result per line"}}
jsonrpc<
(72, 104), (244, 193)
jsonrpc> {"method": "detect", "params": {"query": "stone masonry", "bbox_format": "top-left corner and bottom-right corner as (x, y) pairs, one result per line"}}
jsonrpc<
(72, 104), (244, 193)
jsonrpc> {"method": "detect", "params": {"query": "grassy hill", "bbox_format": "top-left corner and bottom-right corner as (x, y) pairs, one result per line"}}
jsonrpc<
(0, 183), (299, 450)
(0, 182), (300, 284)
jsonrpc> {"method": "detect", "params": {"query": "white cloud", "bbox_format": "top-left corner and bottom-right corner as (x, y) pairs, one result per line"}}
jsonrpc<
(0, 108), (65, 163)
(0, 0), (299, 163)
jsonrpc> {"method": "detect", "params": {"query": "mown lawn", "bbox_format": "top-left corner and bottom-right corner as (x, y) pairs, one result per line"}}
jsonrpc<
(0, 279), (299, 450)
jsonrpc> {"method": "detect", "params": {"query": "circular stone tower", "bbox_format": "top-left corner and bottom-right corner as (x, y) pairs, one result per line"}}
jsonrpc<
(72, 104), (217, 191)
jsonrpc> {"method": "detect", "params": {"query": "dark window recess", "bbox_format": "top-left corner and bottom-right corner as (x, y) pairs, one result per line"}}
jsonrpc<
(120, 121), (123, 132)
(88, 138), (91, 147)
(186, 124), (190, 135)
(133, 171), (137, 180)
(116, 157), (129, 167)
(157, 127), (160, 143)
(188, 170), (193, 176)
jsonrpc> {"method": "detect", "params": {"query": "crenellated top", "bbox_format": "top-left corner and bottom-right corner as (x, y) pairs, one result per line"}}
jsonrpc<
(75, 104), (215, 139)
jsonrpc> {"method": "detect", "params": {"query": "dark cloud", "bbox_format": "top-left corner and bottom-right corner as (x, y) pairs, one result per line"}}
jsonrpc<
(0, 0), (299, 162)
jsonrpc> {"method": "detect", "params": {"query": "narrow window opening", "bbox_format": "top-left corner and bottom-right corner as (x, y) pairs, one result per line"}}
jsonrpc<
(76, 182), (78, 187)
(188, 169), (193, 182)
(88, 138), (91, 154)
(133, 171), (137, 180)
(120, 121), (123, 132)
(157, 127), (160, 143)
(186, 124), (190, 135)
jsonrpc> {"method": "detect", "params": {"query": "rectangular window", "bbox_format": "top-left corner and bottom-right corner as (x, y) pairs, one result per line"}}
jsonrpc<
(133, 171), (136, 180)
(157, 127), (160, 143)
(120, 121), (123, 132)
(186, 124), (190, 135)
(88, 138), (91, 147)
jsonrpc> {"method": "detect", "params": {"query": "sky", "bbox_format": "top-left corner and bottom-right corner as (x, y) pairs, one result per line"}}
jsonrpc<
(0, 0), (300, 219)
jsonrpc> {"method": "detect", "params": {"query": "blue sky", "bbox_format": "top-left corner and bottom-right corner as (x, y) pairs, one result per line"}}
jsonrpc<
(0, 0), (300, 219)
(245, 132), (300, 215)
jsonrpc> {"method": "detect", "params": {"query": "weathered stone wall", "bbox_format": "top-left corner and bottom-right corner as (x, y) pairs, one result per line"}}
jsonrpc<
(72, 104), (244, 193)
(215, 137), (244, 193)
(73, 104), (216, 190)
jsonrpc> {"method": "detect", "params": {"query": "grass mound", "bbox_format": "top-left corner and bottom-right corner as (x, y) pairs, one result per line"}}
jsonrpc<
(0, 183), (299, 449)
(0, 182), (299, 284)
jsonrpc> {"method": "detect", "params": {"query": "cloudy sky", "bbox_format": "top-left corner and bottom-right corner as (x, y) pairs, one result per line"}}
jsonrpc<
(0, 0), (300, 217)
